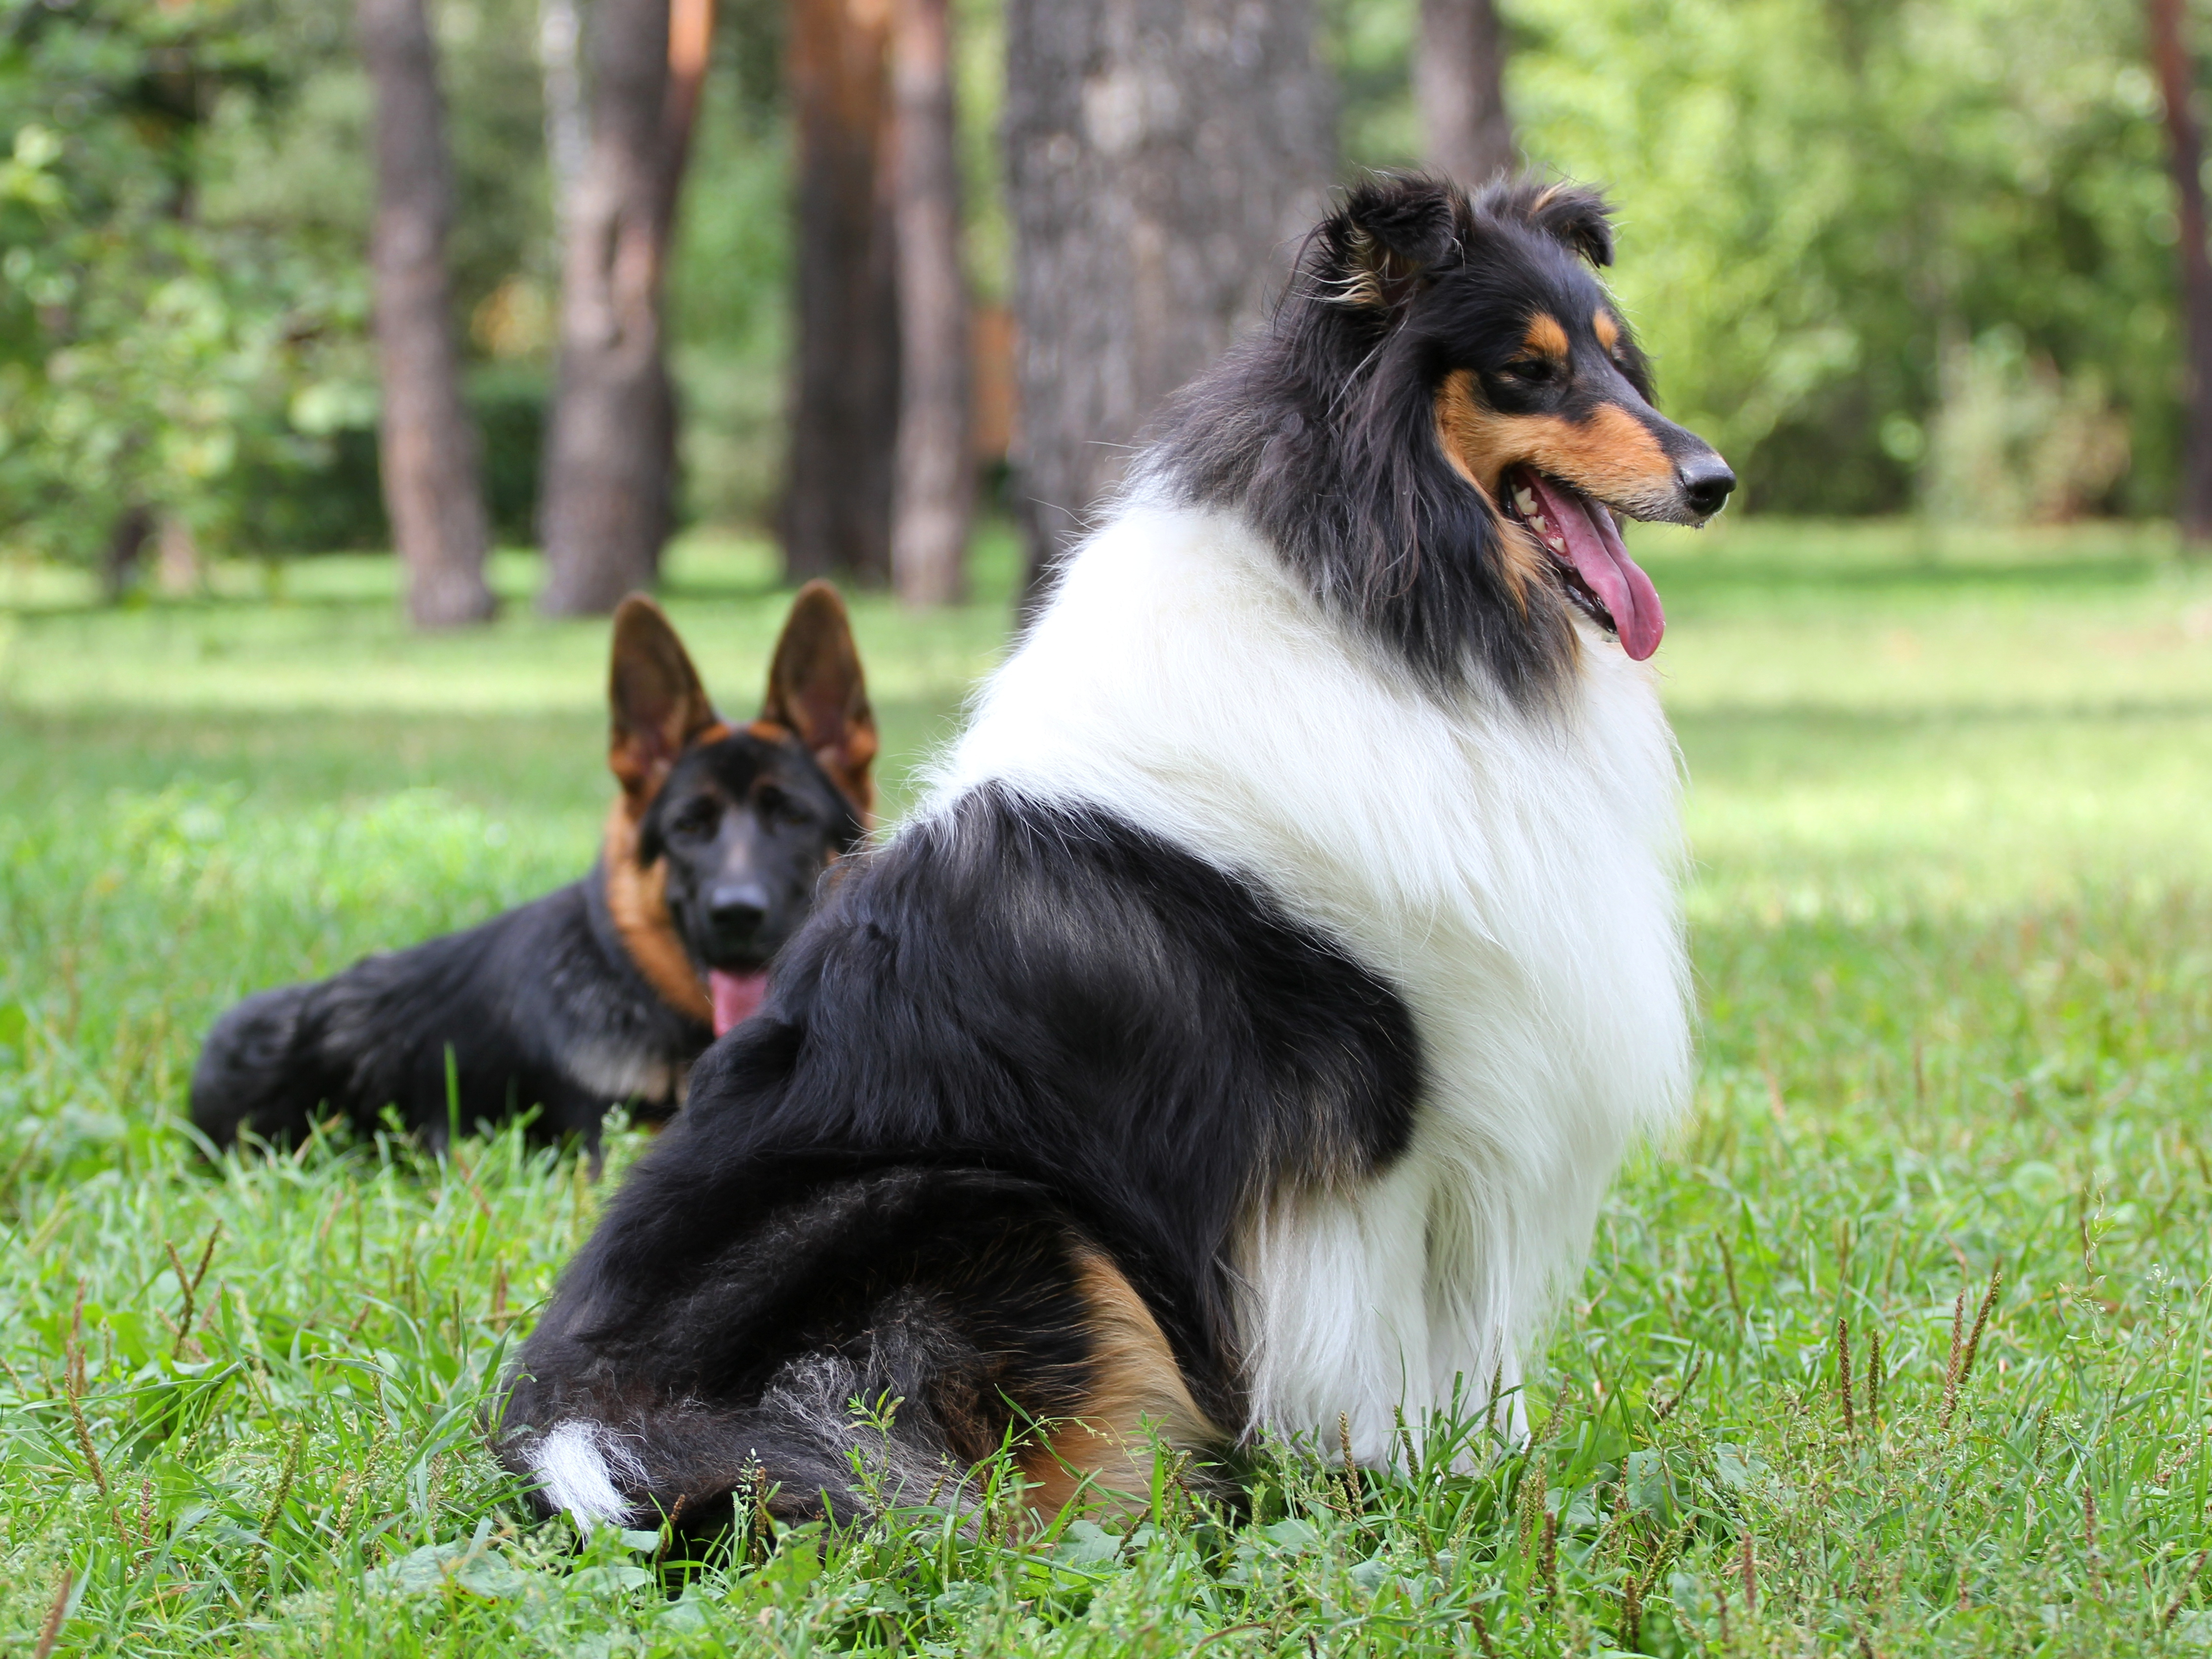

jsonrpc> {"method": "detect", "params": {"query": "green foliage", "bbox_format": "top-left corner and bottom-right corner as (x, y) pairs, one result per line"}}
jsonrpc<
(2, 523), (2210, 1652)
(1330, 0), (2185, 520)
(0, 0), (558, 570)
(9, 0), (2197, 564)
(0, 0), (365, 565)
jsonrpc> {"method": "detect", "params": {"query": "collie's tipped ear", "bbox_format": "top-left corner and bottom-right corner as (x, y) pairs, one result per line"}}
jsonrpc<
(1521, 182), (1614, 268)
(761, 580), (878, 822)
(609, 594), (720, 810)
(1318, 174), (1465, 310)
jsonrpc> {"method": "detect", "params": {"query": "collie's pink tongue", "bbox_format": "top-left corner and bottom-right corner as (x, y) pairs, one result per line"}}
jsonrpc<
(708, 969), (769, 1036)
(1523, 473), (1665, 661)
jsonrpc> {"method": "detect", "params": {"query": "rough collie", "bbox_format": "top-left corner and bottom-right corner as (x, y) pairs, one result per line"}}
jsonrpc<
(496, 174), (1733, 1532)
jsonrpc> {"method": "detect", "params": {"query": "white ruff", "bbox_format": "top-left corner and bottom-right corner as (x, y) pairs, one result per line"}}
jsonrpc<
(926, 498), (1690, 1466)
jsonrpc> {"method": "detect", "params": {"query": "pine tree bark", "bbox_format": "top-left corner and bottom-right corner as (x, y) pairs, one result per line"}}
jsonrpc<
(359, 0), (496, 627)
(538, 0), (714, 616)
(1416, 0), (1515, 187)
(1003, 0), (1334, 600)
(784, 0), (900, 587)
(890, 0), (972, 606)
(2150, 0), (2212, 546)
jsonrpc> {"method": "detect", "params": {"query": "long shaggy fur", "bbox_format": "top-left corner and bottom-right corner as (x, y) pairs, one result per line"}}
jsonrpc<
(495, 173), (1729, 1534)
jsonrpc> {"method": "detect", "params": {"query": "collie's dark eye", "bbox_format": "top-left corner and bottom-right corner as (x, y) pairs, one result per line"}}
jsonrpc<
(1502, 356), (1557, 383)
(669, 798), (720, 842)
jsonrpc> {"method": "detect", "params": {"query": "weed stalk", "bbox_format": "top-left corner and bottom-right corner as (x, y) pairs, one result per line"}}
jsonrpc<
(1867, 1330), (1884, 1429)
(165, 1224), (221, 1363)
(32, 1568), (70, 1659)
(1837, 1313), (1855, 1434)
(1940, 1289), (1968, 1429)
(1337, 1412), (1362, 1520)
(2162, 1545), (2211, 1628)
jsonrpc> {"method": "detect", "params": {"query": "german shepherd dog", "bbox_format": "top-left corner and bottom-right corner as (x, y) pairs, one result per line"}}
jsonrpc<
(496, 175), (1734, 1533)
(189, 583), (877, 1156)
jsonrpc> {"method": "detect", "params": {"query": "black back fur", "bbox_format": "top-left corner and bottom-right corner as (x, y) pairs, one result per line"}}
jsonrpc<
(190, 878), (709, 1153)
(497, 788), (1421, 1522)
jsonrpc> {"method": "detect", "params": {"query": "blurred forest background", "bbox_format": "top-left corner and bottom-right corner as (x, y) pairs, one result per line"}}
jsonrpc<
(0, 0), (2203, 619)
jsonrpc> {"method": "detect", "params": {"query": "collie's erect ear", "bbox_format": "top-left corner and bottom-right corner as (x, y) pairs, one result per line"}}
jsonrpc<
(1317, 174), (1465, 311)
(1520, 181), (1614, 268)
(761, 580), (878, 822)
(609, 593), (722, 811)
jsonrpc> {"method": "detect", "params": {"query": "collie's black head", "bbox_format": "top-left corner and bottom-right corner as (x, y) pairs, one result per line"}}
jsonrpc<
(1145, 173), (1734, 696)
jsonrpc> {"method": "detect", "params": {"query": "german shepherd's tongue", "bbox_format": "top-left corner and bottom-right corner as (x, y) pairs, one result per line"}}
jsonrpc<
(1523, 472), (1666, 662)
(709, 969), (769, 1036)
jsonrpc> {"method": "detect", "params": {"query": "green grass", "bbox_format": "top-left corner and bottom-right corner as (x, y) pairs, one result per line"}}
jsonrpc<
(2, 517), (2209, 1655)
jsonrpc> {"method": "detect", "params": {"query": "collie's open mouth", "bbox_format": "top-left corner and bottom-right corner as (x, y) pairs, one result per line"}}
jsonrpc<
(708, 968), (769, 1036)
(1501, 465), (1665, 661)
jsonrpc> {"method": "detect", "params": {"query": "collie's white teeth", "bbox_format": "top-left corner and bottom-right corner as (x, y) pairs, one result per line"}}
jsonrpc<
(1513, 488), (1538, 515)
(1546, 535), (1568, 553)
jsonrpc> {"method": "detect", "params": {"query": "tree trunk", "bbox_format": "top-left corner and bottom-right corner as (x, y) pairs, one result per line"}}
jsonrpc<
(1003, 0), (1335, 601)
(100, 504), (154, 604)
(536, 0), (590, 234)
(783, 0), (900, 587)
(2151, 0), (2212, 546)
(1416, 0), (1515, 187)
(538, 0), (714, 616)
(890, 0), (972, 607)
(359, 0), (496, 628)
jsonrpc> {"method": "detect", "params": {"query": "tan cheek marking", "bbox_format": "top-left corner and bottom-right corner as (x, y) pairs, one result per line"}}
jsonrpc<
(1522, 313), (1569, 361)
(1431, 372), (1548, 612)
(601, 798), (713, 1027)
(1593, 309), (1620, 352)
(1433, 370), (1507, 494)
(1014, 1249), (1221, 1522)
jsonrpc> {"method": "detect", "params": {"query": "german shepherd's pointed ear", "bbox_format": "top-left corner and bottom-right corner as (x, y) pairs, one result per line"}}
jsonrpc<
(761, 580), (878, 824)
(1315, 174), (1466, 312)
(609, 594), (722, 812)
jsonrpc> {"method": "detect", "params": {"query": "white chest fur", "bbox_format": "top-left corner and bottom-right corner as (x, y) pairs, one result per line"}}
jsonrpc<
(928, 499), (1691, 1464)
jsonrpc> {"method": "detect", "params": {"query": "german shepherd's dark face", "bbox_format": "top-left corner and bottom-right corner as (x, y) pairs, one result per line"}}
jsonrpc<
(604, 583), (877, 1035)
(641, 733), (859, 981)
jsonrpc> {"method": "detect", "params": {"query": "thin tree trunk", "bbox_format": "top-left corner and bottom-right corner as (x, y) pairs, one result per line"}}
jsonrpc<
(537, 0), (590, 234)
(359, 0), (496, 627)
(783, 0), (900, 587)
(1003, 0), (1334, 603)
(155, 515), (201, 595)
(538, 0), (714, 616)
(2151, 0), (2212, 546)
(100, 504), (154, 604)
(890, 0), (971, 607)
(1416, 0), (1515, 186)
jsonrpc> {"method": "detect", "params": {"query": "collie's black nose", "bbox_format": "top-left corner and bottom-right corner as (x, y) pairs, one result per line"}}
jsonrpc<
(707, 881), (770, 942)
(1679, 455), (1736, 519)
